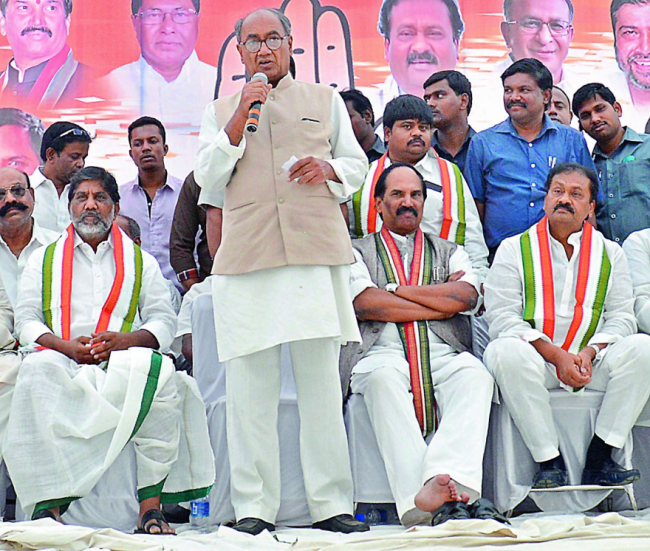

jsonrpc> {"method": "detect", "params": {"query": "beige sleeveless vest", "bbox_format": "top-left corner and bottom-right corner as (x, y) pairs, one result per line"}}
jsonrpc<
(211, 75), (355, 275)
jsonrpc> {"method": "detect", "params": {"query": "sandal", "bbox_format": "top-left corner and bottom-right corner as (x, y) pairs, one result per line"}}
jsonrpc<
(468, 498), (510, 524)
(136, 508), (175, 535)
(431, 501), (471, 526)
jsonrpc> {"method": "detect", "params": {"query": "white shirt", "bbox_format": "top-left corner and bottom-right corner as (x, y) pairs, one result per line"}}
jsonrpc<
(0, 279), (13, 349)
(349, 230), (478, 376)
(0, 220), (59, 307)
(622, 228), (650, 334)
(31, 169), (71, 233)
(16, 229), (177, 350)
(104, 51), (217, 127)
(485, 226), (636, 348)
(194, 81), (366, 361)
(353, 151), (489, 284)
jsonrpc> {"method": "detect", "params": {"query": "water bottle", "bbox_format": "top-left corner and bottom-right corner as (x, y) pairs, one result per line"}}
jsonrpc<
(355, 507), (386, 526)
(189, 496), (210, 532)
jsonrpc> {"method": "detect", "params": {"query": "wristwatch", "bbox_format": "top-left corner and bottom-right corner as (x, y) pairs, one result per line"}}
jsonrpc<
(385, 283), (399, 294)
(587, 343), (601, 357)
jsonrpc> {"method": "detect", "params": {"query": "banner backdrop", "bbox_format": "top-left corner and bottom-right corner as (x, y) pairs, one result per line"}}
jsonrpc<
(0, 1), (634, 182)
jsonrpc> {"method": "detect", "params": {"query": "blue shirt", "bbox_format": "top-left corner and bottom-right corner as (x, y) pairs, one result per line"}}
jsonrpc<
(593, 127), (650, 244)
(464, 115), (595, 249)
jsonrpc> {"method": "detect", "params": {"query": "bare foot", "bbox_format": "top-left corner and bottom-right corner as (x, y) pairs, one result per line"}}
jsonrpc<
(414, 474), (459, 513)
(459, 492), (470, 504)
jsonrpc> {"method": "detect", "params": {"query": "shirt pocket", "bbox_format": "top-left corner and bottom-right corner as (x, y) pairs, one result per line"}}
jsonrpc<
(619, 159), (650, 200)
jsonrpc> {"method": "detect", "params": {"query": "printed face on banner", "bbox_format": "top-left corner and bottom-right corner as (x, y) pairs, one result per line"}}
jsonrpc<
(384, 0), (459, 97)
(132, 0), (200, 76)
(0, 124), (40, 174)
(500, 0), (574, 84)
(614, 2), (650, 92)
(0, 0), (70, 70)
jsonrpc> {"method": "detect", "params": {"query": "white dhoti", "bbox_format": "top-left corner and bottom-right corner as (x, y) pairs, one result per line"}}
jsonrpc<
(214, 265), (360, 524)
(484, 335), (650, 462)
(0, 351), (20, 462)
(350, 351), (494, 520)
(3, 347), (215, 519)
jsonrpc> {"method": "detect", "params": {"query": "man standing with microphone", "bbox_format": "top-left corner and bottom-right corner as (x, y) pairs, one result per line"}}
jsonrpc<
(195, 8), (369, 536)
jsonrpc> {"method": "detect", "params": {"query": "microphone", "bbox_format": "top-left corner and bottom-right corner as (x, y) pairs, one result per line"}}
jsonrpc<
(246, 72), (269, 133)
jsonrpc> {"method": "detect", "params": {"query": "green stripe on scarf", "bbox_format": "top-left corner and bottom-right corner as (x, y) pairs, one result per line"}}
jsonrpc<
(120, 245), (143, 333)
(42, 241), (57, 332)
(520, 230), (537, 328)
(579, 248), (612, 350)
(352, 187), (364, 238)
(452, 164), (466, 246)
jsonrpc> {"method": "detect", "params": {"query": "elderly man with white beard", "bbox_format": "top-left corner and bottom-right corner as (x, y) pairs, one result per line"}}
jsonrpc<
(4, 166), (214, 535)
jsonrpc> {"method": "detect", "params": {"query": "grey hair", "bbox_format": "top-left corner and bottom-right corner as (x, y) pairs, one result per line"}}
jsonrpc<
(235, 8), (291, 41)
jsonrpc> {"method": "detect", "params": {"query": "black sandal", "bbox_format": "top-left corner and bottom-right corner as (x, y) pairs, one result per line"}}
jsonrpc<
(431, 501), (471, 526)
(136, 509), (175, 535)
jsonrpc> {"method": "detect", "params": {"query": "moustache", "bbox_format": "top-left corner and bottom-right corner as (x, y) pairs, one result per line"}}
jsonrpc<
(396, 206), (418, 217)
(407, 137), (426, 147)
(0, 201), (28, 217)
(628, 54), (650, 65)
(507, 100), (527, 109)
(554, 202), (575, 214)
(407, 51), (438, 65)
(21, 26), (52, 37)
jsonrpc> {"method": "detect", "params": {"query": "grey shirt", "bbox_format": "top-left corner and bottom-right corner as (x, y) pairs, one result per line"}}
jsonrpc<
(593, 127), (650, 243)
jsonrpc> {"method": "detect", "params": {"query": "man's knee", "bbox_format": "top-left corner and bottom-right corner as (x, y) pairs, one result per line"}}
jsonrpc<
(357, 366), (409, 398)
(483, 337), (533, 380)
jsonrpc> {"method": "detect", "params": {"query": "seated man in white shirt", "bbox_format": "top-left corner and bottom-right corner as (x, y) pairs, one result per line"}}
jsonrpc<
(484, 162), (650, 489)
(0, 167), (59, 307)
(340, 163), (502, 526)
(4, 166), (214, 534)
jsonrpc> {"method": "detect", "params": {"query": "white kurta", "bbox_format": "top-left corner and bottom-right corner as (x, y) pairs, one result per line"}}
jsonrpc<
(350, 151), (490, 284)
(30, 170), (72, 233)
(8, 229), (214, 518)
(195, 90), (365, 361)
(622, 228), (650, 334)
(0, 279), (19, 465)
(484, 226), (650, 461)
(0, 220), (59, 307)
(104, 51), (217, 126)
(348, 231), (492, 520)
(16, 230), (176, 347)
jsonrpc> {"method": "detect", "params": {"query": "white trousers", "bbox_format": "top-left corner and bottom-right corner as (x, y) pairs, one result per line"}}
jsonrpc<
(350, 351), (494, 519)
(226, 338), (354, 524)
(484, 335), (650, 462)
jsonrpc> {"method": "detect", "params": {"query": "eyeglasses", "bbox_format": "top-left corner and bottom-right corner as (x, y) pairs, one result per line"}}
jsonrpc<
(240, 35), (289, 53)
(0, 184), (28, 202)
(54, 127), (92, 141)
(137, 8), (198, 25)
(507, 18), (572, 37)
